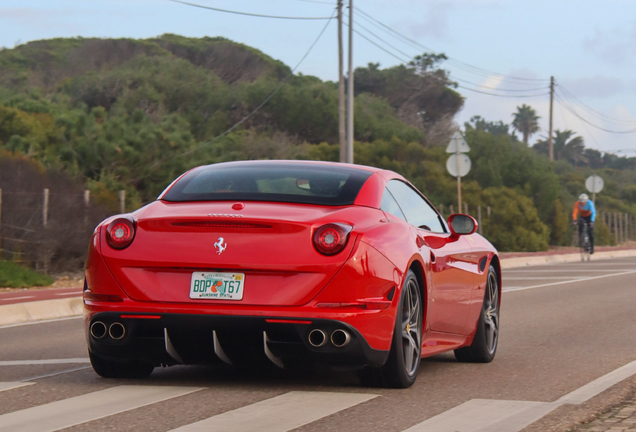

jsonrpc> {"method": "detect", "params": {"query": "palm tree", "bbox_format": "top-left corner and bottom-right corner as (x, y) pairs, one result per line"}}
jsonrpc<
(512, 105), (540, 144)
(533, 130), (587, 166)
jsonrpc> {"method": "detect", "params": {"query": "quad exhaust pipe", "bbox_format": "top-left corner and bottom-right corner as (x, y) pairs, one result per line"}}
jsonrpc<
(331, 329), (351, 348)
(90, 321), (107, 339)
(308, 328), (351, 348)
(308, 329), (327, 347)
(108, 322), (126, 340)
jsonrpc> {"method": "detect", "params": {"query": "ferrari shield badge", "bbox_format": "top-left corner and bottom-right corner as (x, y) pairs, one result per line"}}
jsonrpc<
(214, 237), (227, 255)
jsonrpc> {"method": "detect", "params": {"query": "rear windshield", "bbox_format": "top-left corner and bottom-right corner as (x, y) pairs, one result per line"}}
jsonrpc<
(161, 163), (373, 206)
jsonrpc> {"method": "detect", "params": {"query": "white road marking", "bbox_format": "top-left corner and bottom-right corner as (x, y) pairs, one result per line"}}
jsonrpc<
(503, 276), (588, 280)
(503, 270), (636, 292)
(402, 399), (555, 432)
(405, 358), (636, 432)
(20, 366), (91, 382)
(504, 269), (631, 273)
(0, 382), (33, 393)
(169, 391), (378, 432)
(0, 359), (90, 366)
(0, 385), (203, 432)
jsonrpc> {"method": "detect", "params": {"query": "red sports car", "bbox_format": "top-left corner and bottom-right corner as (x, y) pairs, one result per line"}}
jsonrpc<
(84, 160), (500, 388)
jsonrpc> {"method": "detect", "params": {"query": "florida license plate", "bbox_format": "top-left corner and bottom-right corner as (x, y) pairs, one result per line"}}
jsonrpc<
(189, 272), (244, 300)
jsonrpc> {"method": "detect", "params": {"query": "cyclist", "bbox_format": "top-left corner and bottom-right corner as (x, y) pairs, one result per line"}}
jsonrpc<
(572, 193), (596, 254)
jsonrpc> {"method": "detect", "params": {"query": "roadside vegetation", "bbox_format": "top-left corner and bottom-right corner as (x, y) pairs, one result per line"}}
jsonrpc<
(0, 35), (634, 270)
(0, 260), (54, 288)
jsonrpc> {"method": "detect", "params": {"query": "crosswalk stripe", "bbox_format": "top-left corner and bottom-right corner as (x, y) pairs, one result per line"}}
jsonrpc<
(0, 382), (33, 393)
(0, 385), (203, 432)
(170, 391), (378, 432)
(402, 399), (554, 432)
(0, 358), (90, 366)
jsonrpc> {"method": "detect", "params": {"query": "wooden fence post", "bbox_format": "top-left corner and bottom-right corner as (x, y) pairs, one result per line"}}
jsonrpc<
(43, 188), (49, 227)
(450, 205), (454, 215)
(614, 212), (619, 244)
(487, 206), (491, 217)
(464, 203), (468, 215)
(84, 190), (90, 226)
(0, 188), (2, 253)
(439, 204), (444, 219)
(119, 190), (125, 214)
(478, 205), (483, 235)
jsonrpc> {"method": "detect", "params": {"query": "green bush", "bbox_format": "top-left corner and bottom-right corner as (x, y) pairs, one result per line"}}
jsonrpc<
(0, 260), (54, 288)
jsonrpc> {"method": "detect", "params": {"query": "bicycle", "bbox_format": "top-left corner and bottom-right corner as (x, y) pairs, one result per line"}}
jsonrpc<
(579, 221), (591, 262)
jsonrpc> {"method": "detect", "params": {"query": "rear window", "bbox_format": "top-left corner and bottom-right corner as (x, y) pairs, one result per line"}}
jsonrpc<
(161, 163), (373, 206)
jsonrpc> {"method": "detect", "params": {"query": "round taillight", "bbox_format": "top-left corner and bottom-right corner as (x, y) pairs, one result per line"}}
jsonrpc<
(106, 218), (136, 250)
(313, 223), (352, 256)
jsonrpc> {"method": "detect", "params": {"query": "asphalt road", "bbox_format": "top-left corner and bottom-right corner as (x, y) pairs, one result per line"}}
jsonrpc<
(0, 257), (635, 432)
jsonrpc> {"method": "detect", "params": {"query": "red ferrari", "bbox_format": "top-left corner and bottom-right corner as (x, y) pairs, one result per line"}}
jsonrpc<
(84, 160), (500, 388)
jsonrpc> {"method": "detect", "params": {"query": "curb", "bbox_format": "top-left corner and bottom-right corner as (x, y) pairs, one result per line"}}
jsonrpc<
(0, 297), (83, 327)
(500, 249), (636, 269)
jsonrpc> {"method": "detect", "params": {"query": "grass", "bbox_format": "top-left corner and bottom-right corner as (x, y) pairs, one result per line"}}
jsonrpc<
(0, 260), (54, 288)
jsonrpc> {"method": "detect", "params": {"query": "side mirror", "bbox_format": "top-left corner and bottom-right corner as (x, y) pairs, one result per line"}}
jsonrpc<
(448, 214), (478, 236)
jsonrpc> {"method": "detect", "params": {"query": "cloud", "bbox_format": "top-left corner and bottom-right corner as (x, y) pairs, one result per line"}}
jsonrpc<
(583, 22), (636, 66)
(407, 1), (455, 40)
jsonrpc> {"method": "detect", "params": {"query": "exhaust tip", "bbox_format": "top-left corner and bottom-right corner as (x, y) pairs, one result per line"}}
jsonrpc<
(331, 329), (351, 348)
(90, 321), (107, 339)
(308, 329), (327, 348)
(109, 322), (126, 340)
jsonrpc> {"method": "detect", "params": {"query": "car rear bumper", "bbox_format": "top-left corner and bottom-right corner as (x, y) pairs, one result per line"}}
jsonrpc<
(86, 312), (390, 369)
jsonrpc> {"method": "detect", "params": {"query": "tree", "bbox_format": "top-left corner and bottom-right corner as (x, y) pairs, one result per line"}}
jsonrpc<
(534, 130), (587, 166)
(512, 104), (540, 144)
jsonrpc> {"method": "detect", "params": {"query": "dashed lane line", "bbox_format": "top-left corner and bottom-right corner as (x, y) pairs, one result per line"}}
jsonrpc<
(0, 385), (203, 432)
(169, 391), (378, 432)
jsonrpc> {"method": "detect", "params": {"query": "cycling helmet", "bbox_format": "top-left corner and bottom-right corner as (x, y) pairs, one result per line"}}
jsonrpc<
(579, 193), (589, 202)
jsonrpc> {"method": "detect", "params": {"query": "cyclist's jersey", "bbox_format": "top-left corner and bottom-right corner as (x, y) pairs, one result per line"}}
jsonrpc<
(573, 200), (596, 222)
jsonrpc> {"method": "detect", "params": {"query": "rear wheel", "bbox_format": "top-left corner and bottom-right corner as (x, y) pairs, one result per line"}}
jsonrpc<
(359, 270), (422, 388)
(454, 265), (499, 363)
(89, 352), (154, 379)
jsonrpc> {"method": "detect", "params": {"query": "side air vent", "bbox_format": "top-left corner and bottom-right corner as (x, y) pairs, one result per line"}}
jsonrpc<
(172, 222), (272, 229)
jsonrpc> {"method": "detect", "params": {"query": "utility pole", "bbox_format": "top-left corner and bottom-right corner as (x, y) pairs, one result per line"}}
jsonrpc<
(346, 0), (354, 164)
(337, 0), (346, 162)
(548, 76), (554, 161)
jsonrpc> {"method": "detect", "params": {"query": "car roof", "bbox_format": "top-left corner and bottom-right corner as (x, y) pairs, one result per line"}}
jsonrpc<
(198, 160), (402, 180)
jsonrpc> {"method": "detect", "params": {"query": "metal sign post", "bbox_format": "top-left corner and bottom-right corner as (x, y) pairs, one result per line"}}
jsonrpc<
(446, 132), (471, 213)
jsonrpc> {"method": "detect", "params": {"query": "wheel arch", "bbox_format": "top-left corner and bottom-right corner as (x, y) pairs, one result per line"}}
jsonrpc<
(407, 257), (427, 324)
(490, 254), (502, 302)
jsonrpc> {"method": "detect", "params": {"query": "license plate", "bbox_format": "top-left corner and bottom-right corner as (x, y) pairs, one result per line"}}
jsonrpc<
(189, 272), (244, 300)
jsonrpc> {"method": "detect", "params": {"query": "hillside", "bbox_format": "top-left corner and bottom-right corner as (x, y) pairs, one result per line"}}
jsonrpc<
(0, 35), (634, 264)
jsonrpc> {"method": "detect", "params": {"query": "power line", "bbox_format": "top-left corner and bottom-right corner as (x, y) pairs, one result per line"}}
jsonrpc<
(451, 76), (550, 93)
(355, 6), (549, 83)
(153, 10), (336, 167)
(457, 85), (550, 98)
(555, 93), (636, 134)
(557, 82), (636, 126)
(168, 0), (334, 20)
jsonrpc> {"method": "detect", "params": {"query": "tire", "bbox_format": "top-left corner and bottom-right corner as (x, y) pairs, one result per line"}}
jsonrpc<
(89, 352), (154, 379)
(454, 265), (499, 363)
(359, 270), (422, 388)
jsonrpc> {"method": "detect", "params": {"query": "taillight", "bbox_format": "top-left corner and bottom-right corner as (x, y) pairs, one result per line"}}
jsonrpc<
(106, 217), (136, 249)
(313, 223), (353, 256)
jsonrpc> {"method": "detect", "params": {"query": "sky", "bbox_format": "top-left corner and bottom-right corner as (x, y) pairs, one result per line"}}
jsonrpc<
(2, 0), (636, 155)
